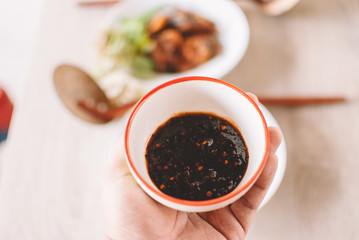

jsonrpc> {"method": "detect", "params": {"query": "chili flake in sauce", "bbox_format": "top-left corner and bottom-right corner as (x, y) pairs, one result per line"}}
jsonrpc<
(145, 112), (248, 201)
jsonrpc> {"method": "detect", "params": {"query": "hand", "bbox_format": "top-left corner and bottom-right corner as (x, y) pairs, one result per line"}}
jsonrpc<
(102, 93), (282, 240)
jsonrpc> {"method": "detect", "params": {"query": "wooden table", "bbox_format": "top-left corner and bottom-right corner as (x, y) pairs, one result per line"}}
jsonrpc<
(1, 0), (359, 239)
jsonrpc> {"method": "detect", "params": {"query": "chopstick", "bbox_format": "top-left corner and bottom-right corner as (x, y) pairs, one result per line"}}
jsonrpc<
(77, 0), (119, 6)
(257, 96), (346, 106)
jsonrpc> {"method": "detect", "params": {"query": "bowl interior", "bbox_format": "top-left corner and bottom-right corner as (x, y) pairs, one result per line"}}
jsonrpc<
(126, 78), (268, 203)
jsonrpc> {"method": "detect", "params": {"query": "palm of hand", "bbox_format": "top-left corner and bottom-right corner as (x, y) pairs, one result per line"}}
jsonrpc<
(103, 170), (247, 240)
(103, 126), (281, 240)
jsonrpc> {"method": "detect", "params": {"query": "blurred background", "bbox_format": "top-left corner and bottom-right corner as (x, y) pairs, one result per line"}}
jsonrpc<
(0, 0), (44, 104)
(1, 0), (359, 239)
(0, 0), (44, 149)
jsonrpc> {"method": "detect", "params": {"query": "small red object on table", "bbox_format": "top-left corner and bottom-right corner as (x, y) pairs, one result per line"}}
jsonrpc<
(0, 87), (14, 142)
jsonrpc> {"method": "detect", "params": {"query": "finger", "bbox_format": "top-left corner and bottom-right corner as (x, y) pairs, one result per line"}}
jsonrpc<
(230, 128), (281, 234)
(268, 126), (282, 154)
(246, 92), (259, 105)
(230, 153), (278, 234)
(198, 207), (245, 240)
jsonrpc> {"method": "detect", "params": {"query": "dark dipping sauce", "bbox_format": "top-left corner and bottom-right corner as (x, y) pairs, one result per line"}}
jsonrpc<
(145, 112), (249, 201)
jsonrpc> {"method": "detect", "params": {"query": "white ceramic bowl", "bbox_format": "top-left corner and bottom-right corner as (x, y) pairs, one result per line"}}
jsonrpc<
(95, 0), (250, 90)
(124, 77), (269, 212)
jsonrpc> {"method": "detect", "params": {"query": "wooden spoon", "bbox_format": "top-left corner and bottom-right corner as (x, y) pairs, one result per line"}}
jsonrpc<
(53, 64), (137, 124)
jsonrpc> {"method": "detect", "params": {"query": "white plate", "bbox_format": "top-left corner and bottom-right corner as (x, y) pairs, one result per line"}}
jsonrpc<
(259, 103), (287, 209)
(96, 0), (250, 90)
(112, 103), (286, 209)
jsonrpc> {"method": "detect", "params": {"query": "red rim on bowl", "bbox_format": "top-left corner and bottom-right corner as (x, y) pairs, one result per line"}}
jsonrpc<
(124, 76), (269, 207)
